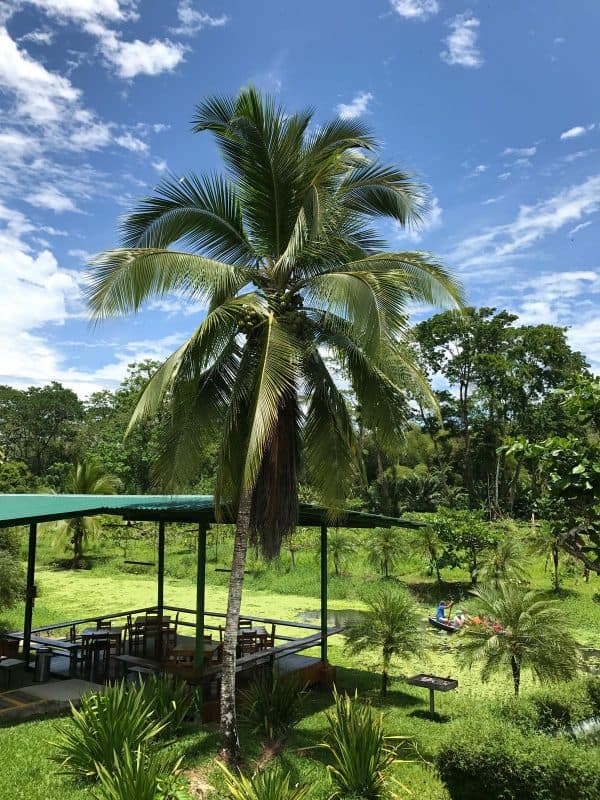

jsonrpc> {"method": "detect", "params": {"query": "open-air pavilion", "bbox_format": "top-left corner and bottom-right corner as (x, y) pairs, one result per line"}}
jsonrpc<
(0, 494), (422, 715)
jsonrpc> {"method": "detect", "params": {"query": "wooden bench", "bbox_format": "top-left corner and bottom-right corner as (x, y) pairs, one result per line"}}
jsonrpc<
(112, 654), (160, 678)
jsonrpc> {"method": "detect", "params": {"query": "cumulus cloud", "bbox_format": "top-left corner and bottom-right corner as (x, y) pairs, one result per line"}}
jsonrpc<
(336, 91), (373, 119)
(115, 131), (148, 152)
(170, 1), (229, 36)
(560, 124), (595, 140)
(390, 0), (439, 20)
(25, 185), (78, 213)
(441, 13), (483, 68)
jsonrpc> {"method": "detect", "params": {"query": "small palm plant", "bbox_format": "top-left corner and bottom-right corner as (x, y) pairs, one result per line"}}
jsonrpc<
(476, 535), (530, 586)
(460, 581), (580, 696)
(319, 689), (409, 799)
(345, 584), (424, 695)
(367, 527), (405, 578)
(95, 744), (184, 800)
(239, 668), (306, 743)
(53, 460), (119, 567)
(326, 530), (355, 577)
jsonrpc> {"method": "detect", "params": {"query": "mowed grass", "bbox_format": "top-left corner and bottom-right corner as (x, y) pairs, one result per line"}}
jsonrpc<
(1, 525), (600, 799)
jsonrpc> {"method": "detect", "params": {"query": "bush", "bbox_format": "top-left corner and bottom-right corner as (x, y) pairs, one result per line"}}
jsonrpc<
(218, 764), (309, 800)
(140, 674), (198, 737)
(319, 689), (407, 800)
(586, 676), (600, 714)
(52, 681), (165, 778)
(95, 744), (185, 800)
(240, 669), (305, 742)
(437, 717), (600, 800)
(499, 680), (594, 734)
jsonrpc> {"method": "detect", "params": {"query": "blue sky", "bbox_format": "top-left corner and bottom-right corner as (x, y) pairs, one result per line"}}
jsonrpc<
(1, 0), (599, 395)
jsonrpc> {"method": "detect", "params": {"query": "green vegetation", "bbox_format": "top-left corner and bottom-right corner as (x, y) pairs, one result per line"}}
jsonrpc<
(240, 669), (306, 743)
(218, 764), (309, 800)
(95, 745), (184, 800)
(345, 584), (424, 695)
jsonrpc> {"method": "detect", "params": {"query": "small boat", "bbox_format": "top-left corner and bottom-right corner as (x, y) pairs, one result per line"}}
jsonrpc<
(428, 616), (460, 633)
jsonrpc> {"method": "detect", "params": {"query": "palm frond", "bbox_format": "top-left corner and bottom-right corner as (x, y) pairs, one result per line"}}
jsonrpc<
(86, 248), (250, 319)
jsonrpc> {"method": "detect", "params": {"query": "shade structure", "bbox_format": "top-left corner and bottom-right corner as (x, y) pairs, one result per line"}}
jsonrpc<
(0, 494), (423, 529)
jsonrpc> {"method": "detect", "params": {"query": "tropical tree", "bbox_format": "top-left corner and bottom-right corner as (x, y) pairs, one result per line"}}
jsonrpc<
(460, 582), (580, 696)
(476, 534), (530, 586)
(367, 527), (405, 578)
(54, 461), (119, 568)
(326, 530), (355, 577)
(345, 584), (424, 695)
(86, 87), (462, 760)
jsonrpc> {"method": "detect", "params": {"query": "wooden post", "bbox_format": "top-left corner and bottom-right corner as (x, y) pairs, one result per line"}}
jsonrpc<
(195, 523), (208, 671)
(320, 523), (328, 663)
(429, 687), (435, 716)
(157, 520), (165, 614)
(23, 522), (38, 667)
(156, 520), (166, 659)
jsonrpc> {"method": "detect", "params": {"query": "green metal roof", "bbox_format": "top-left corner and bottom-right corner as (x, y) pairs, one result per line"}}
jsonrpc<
(0, 494), (423, 529)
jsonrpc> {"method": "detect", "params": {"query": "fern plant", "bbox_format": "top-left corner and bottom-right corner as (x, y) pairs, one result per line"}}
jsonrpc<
(319, 689), (409, 799)
(218, 764), (309, 800)
(52, 681), (165, 778)
(94, 744), (185, 800)
(239, 668), (306, 742)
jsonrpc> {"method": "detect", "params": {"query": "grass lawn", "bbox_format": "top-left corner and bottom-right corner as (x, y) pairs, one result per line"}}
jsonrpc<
(1, 525), (599, 798)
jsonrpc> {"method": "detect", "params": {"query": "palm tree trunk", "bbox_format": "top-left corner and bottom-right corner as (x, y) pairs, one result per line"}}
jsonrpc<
(552, 544), (560, 591)
(511, 655), (521, 696)
(381, 652), (390, 696)
(73, 519), (84, 569)
(220, 489), (252, 765)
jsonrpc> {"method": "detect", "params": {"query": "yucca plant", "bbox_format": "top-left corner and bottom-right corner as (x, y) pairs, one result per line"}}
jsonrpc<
(94, 744), (185, 800)
(239, 669), (306, 742)
(140, 674), (198, 737)
(218, 763), (309, 800)
(52, 681), (165, 778)
(319, 689), (408, 799)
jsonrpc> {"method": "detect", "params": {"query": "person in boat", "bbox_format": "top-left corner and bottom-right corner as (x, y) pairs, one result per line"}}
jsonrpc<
(452, 610), (467, 627)
(436, 600), (453, 621)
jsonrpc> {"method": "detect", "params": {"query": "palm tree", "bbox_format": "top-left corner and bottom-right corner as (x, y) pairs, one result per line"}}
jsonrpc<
(86, 87), (462, 761)
(54, 461), (119, 568)
(476, 535), (530, 586)
(460, 582), (580, 696)
(367, 527), (404, 578)
(345, 584), (424, 695)
(528, 522), (561, 591)
(326, 530), (355, 577)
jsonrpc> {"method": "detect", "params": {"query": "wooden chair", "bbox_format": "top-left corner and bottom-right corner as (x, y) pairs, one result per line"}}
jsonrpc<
(237, 631), (259, 657)
(96, 619), (112, 629)
(81, 633), (110, 683)
(265, 624), (276, 648)
(238, 619), (252, 629)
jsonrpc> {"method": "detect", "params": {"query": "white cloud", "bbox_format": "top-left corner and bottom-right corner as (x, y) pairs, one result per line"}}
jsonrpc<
(569, 221), (593, 237)
(336, 91), (374, 120)
(441, 13), (483, 69)
(498, 172), (511, 181)
(502, 145), (537, 157)
(25, 0), (132, 24)
(25, 185), (78, 213)
(564, 149), (595, 163)
(70, 121), (112, 150)
(170, 1), (229, 35)
(68, 248), (93, 261)
(0, 25), (79, 123)
(554, 36), (565, 45)
(19, 28), (54, 45)
(470, 164), (487, 176)
(152, 158), (168, 173)
(482, 195), (504, 205)
(560, 124), (595, 140)
(115, 131), (148, 152)
(390, 0), (439, 20)
(450, 175), (600, 270)
(85, 21), (187, 79)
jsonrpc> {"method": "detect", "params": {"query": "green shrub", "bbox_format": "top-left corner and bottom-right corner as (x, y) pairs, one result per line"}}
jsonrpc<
(437, 717), (600, 800)
(140, 674), (197, 737)
(586, 676), (600, 714)
(52, 680), (165, 778)
(95, 744), (185, 800)
(218, 764), (309, 800)
(498, 681), (594, 734)
(318, 688), (408, 800)
(239, 668), (305, 742)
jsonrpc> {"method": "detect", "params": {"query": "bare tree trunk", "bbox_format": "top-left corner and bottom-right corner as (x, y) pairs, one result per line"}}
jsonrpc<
(511, 655), (521, 696)
(552, 544), (560, 591)
(73, 519), (84, 569)
(219, 489), (252, 765)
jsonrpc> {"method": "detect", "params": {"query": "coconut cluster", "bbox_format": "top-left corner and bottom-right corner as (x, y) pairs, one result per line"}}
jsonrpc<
(238, 305), (264, 334)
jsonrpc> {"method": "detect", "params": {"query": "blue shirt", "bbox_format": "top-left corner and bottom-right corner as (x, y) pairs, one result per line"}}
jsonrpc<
(436, 602), (446, 621)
